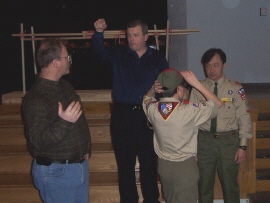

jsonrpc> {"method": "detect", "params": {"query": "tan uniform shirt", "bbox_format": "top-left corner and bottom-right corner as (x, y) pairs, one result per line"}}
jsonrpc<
(189, 76), (252, 146)
(142, 96), (218, 162)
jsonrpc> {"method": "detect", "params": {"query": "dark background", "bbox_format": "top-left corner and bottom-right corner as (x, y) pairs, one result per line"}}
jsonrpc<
(0, 0), (168, 93)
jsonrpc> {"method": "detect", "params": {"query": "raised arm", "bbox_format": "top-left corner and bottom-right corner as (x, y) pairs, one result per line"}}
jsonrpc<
(180, 70), (222, 108)
(94, 18), (108, 32)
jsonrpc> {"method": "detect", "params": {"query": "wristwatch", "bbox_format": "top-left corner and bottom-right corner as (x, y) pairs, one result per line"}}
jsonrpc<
(239, 146), (247, 151)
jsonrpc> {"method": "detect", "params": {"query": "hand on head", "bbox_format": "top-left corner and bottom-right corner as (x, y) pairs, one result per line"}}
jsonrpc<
(180, 70), (200, 88)
(94, 18), (107, 32)
(152, 80), (164, 94)
(58, 101), (82, 123)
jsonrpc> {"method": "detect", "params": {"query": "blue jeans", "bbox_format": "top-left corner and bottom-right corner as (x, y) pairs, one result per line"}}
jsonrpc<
(32, 159), (89, 203)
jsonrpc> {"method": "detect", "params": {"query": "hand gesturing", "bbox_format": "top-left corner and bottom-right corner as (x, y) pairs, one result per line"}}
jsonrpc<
(58, 101), (82, 123)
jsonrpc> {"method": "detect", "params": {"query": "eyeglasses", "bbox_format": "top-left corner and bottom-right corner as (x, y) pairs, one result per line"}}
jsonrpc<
(61, 55), (72, 64)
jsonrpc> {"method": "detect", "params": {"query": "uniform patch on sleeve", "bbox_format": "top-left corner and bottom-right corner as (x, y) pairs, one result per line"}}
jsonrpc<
(143, 96), (157, 110)
(158, 102), (179, 120)
(238, 88), (247, 101)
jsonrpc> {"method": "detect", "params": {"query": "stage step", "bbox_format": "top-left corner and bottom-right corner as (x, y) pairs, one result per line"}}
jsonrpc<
(248, 98), (270, 114)
(0, 125), (112, 154)
(0, 184), (165, 203)
(248, 191), (270, 203)
(258, 113), (270, 121)
(254, 116), (270, 194)
(0, 118), (110, 128)
(1, 90), (270, 202)
(257, 130), (270, 138)
(0, 153), (117, 174)
(0, 102), (112, 120)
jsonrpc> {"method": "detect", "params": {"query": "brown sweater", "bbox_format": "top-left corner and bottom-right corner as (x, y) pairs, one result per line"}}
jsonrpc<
(23, 76), (91, 160)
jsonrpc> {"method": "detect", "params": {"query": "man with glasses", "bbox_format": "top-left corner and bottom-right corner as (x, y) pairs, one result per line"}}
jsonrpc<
(23, 37), (91, 203)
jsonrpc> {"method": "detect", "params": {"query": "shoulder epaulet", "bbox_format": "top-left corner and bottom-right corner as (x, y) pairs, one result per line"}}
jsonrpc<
(183, 99), (189, 104)
(227, 79), (241, 87)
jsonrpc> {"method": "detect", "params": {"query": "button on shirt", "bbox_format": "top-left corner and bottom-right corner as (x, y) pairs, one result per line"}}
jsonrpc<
(92, 31), (168, 104)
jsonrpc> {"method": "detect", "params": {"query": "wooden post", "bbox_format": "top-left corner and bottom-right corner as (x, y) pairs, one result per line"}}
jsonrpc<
(154, 24), (159, 50)
(20, 23), (26, 95)
(12, 23), (199, 93)
(31, 26), (37, 74)
(165, 20), (170, 61)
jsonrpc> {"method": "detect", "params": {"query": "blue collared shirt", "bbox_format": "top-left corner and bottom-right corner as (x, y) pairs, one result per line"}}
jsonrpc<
(92, 31), (169, 104)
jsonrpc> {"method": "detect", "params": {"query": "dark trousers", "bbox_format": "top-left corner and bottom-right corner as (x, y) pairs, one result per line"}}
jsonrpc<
(110, 104), (160, 203)
(197, 130), (240, 203)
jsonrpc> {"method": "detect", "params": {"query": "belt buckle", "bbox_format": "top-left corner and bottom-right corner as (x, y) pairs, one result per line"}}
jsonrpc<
(214, 133), (219, 138)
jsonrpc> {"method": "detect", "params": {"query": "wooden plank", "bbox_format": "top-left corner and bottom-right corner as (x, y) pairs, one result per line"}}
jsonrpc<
(256, 180), (270, 192)
(241, 170), (256, 197)
(89, 126), (111, 143)
(0, 120), (24, 127)
(82, 102), (111, 115)
(0, 143), (113, 154)
(0, 171), (119, 187)
(92, 143), (113, 152)
(0, 126), (111, 145)
(0, 128), (26, 145)
(256, 120), (270, 131)
(0, 118), (110, 128)
(1, 90), (113, 104)
(250, 108), (259, 122)
(256, 138), (270, 149)
(0, 104), (21, 117)
(243, 122), (256, 171)
(0, 184), (165, 203)
(249, 98), (270, 114)
(0, 187), (41, 203)
(256, 159), (270, 169)
(0, 153), (118, 174)
(0, 102), (111, 117)
(0, 145), (28, 154)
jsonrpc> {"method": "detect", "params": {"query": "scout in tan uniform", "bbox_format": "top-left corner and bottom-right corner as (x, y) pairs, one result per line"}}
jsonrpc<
(189, 48), (252, 203)
(142, 68), (222, 203)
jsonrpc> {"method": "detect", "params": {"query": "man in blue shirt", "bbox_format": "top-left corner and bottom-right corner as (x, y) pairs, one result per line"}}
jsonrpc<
(92, 18), (169, 203)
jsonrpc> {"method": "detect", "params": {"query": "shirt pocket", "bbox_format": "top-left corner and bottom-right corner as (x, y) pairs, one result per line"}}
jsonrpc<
(220, 102), (235, 118)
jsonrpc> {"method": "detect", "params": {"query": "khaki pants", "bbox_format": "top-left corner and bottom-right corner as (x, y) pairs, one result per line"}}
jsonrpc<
(158, 157), (199, 203)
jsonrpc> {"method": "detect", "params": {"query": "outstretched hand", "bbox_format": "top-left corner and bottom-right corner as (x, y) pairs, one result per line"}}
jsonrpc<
(94, 18), (107, 32)
(58, 101), (82, 123)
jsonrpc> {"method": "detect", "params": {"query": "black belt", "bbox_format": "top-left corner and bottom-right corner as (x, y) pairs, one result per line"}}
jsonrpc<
(35, 157), (85, 166)
(199, 129), (237, 138)
(114, 102), (143, 111)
